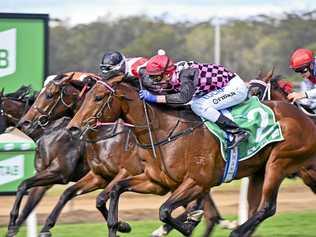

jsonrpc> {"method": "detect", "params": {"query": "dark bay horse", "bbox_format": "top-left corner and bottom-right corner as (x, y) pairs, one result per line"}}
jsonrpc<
(67, 76), (316, 237)
(19, 72), (102, 134)
(0, 85), (37, 133)
(7, 73), (93, 237)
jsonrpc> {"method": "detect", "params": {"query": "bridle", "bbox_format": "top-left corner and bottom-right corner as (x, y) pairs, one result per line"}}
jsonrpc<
(248, 79), (271, 101)
(30, 83), (76, 128)
(78, 80), (118, 138)
(1, 96), (32, 123)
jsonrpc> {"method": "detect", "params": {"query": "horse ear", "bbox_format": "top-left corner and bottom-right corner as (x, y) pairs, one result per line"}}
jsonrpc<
(108, 75), (125, 84)
(256, 69), (264, 80)
(0, 88), (4, 97)
(263, 66), (275, 83)
(54, 73), (73, 85)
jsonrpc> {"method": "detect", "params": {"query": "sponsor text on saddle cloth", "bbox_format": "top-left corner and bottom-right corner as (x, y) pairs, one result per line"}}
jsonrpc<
(204, 96), (284, 182)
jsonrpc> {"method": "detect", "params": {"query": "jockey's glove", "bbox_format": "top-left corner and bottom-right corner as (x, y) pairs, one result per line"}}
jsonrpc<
(139, 89), (157, 103)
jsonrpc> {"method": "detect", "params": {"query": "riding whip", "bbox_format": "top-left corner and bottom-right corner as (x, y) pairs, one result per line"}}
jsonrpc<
(139, 79), (157, 159)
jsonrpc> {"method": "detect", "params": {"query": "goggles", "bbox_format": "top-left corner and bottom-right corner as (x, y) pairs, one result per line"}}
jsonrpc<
(100, 64), (114, 72)
(149, 74), (164, 82)
(294, 66), (309, 74)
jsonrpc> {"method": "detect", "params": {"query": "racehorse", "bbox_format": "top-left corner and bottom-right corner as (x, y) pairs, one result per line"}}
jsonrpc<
(6, 73), (92, 237)
(66, 76), (316, 237)
(31, 74), (230, 237)
(18, 72), (101, 135)
(247, 71), (316, 212)
(0, 85), (36, 132)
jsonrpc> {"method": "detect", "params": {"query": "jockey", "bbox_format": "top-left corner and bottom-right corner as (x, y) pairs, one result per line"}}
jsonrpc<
(288, 48), (316, 101)
(99, 51), (148, 79)
(139, 51), (249, 149)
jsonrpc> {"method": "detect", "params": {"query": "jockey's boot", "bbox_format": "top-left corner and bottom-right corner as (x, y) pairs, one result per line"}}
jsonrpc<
(215, 114), (249, 149)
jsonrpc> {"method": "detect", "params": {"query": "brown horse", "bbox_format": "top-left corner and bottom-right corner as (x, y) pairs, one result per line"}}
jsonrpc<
(67, 76), (316, 237)
(6, 73), (93, 237)
(34, 75), (229, 237)
(0, 86), (37, 133)
(18, 72), (102, 134)
(13, 73), (226, 237)
(246, 72), (316, 216)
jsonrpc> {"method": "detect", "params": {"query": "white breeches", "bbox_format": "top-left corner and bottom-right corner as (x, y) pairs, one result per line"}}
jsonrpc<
(191, 75), (248, 122)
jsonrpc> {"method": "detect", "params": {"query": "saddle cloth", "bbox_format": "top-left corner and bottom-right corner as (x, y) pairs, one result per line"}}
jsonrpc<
(204, 96), (284, 161)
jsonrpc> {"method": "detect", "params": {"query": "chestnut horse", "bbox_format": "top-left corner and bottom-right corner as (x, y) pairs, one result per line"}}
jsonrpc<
(67, 76), (316, 237)
(13, 73), (226, 237)
(246, 72), (316, 216)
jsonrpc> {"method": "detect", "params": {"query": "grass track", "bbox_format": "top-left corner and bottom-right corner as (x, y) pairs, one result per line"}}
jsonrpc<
(1, 211), (315, 237)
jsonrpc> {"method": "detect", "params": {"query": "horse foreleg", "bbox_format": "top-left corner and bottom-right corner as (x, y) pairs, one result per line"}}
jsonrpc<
(298, 167), (316, 194)
(108, 173), (168, 237)
(39, 171), (107, 237)
(230, 164), (284, 237)
(247, 173), (264, 218)
(202, 192), (230, 237)
(11, 186), (51, 235)
(151, 211), (188, 237)
(96, 168), (131, 233)
(158, 177), (205, 237)
(155, 191), (234, 237)
(6, 186), (51, 237)
(7, 171), (63, 236)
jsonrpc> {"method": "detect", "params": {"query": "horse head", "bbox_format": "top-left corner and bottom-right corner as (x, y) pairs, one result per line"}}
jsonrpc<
(248, 68), (293, 101)
(19, 72), (93, 133)
(66, 75), (134, 138)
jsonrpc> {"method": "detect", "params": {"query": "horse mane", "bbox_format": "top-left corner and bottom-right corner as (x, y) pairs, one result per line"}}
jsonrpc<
(4, 85), (36, 101)
(270, 75), (293, 94)
(117, 82), (200, 121)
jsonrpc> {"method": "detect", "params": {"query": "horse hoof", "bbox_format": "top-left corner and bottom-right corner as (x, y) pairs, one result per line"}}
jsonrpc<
(117, 221), (131, 233)
(219, 219), (238, 230)
(229, 230), (241, 237)
(39, 231), (52, 237)
(6, 226), (18, 237)
(151, 225), (168, 237)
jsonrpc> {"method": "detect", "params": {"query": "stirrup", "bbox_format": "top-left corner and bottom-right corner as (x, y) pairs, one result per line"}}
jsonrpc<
(227, 131), (249, 149)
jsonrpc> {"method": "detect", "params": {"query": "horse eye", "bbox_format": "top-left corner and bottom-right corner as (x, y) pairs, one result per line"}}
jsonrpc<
(46, 92), (53, 99)
(95, 95), (104, 101)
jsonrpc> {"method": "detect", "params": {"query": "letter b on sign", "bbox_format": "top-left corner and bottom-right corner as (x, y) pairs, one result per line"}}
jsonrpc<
(0, 49), (9, 69)
(0, 28), (16, 77)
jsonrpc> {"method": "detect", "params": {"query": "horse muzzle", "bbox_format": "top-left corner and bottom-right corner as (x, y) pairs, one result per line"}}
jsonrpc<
(67, 126), (82, 138)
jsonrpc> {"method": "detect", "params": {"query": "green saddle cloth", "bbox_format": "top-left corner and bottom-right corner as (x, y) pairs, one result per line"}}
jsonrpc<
(204, 96), (284, 161)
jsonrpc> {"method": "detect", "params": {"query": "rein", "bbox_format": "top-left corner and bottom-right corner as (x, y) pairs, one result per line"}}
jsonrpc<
(1, 96), (32, 132)
(250, 79), (316, 118)
(81, 122), (131, 144)
(93, 80), (205, 148)
(29, 84), (77, 128)
(133, 120), (204, 149)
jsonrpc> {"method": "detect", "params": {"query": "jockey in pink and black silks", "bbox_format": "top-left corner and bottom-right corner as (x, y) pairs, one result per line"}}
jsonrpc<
(288, 48), (316, 102)
(139, 51), (249, 149)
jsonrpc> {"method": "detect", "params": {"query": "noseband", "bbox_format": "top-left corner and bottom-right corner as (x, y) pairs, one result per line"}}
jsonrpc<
(31, 83), (76, 128)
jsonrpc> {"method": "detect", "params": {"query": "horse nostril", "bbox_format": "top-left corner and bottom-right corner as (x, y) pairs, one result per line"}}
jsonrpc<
(20, 120), (31, 130)
(68, 126), (82, 137)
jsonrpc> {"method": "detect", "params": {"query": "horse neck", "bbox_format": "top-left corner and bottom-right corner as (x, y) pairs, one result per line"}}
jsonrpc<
(270, 90), (289, 102)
